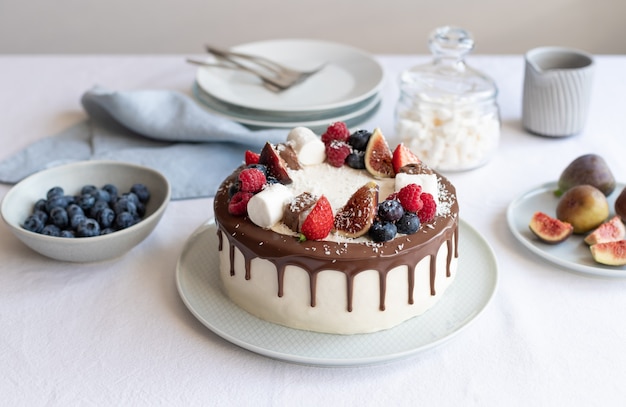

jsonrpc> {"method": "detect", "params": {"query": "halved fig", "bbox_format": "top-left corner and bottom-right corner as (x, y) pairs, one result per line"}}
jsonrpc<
(590, 240), (626, 266)
(334, 181), (379, 238)
(258, 142), (292, 184)
(364, 128), (394, 178)
(529, 211), (574, 244)
(584, 215), (626, 245)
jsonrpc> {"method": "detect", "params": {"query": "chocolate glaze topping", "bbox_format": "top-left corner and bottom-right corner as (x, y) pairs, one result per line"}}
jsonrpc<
(214, 169), (459, 313)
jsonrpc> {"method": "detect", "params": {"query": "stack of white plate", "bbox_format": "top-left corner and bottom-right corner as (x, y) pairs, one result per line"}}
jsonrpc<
(192, 39), (385, 133)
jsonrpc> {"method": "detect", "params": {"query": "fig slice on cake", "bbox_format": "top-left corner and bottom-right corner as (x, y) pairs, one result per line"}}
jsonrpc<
(528, 211), (573, 244)
(364, 128), (394, 178)
(334, 181), (379, 238)
(258, 142), (292, 184)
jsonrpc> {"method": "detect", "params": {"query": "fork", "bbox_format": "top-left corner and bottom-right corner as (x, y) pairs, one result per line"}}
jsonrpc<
(186, 57), (283, 92)
(204, 44), (326, 90)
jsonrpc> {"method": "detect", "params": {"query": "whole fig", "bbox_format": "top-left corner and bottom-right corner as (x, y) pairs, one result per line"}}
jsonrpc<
(557, 154), (616, 196)
(615, 187), (626, 220)
(556, 185), (609, 234)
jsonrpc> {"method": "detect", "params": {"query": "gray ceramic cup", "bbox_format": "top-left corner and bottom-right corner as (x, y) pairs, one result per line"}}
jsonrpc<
(522, 46), (594, 137)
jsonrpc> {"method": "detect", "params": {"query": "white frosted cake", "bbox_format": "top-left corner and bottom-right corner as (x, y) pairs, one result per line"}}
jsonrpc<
(213, 124), (459, 334)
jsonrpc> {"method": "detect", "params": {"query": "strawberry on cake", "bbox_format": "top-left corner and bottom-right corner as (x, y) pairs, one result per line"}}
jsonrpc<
(214, 123), (459, 334)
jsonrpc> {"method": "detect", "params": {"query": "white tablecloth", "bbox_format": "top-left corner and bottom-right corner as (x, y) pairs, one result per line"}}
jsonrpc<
(1, 55), (626, 406)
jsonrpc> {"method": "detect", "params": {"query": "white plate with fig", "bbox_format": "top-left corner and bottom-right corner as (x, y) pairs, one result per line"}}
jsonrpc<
(507, 181), (626, 277)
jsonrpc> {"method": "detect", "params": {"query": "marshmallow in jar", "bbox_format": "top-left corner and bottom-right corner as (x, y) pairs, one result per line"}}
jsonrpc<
(395, 26), (500, 171)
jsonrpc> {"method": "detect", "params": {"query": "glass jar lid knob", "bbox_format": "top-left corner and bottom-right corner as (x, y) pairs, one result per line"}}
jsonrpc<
(429, 26), (474, 70)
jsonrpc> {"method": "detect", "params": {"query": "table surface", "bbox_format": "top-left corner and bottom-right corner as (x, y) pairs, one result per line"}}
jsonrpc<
(1, 54), (626, 406)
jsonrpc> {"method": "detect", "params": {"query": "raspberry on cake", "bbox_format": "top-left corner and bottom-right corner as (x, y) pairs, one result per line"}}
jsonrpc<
(214, 123), (459, 334)
(418, 192), (437, 223)
(325, 140), (351, 167)
(397, 183), (423, 213)
(238, 168), (266, 193)
(321, 121), (350, 144)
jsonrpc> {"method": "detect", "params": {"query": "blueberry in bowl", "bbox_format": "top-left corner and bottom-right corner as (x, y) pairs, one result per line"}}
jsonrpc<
(1, 160), (171, 262)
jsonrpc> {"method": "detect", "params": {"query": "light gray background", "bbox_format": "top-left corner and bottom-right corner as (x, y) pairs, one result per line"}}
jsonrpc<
(0, 0), (624, 54)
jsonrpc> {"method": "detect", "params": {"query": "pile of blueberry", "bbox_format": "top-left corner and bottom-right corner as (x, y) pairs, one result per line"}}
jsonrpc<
(369, 199), (421, 242)
(22, 183), (150, 238)
(345, 129), (372, 169)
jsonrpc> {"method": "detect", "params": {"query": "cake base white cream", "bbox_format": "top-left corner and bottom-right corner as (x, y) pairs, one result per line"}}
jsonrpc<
(218, 237), (457, 334)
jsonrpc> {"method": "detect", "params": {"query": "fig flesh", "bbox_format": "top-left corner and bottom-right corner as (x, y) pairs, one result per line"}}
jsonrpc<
(364, 128), (394, 178)
(556, 185), (609, 234)
(258, 142), (292, 184)
(333, 181), (379, 238)
(529, 211), (573, 244)
(589, 240), (626, 266)
(557, 154), (616, 196)
(584, 215), (626, 245)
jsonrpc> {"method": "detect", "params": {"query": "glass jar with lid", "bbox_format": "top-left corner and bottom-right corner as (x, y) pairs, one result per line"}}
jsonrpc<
(395, 26), (500, 171)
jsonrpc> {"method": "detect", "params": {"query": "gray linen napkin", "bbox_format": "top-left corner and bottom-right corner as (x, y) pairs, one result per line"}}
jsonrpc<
(0, 86), (287, 199)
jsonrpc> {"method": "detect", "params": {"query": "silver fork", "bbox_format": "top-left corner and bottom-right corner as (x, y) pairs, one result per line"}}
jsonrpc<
(204, 44), (326, 90)
(186, 57), (284, 92)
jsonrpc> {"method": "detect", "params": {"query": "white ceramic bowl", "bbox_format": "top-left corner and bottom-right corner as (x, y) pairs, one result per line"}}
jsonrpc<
(1, 160), (171, 262)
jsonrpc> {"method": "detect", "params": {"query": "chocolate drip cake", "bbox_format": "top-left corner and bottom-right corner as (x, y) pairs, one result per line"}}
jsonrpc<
(213, 125), (459, 334)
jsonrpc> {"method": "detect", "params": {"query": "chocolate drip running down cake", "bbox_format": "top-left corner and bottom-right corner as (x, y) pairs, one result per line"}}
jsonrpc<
(214, 124), (459, 334)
